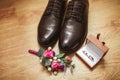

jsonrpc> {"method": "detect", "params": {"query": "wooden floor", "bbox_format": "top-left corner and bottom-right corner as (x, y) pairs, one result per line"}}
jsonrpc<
(0, 0), (120, 80)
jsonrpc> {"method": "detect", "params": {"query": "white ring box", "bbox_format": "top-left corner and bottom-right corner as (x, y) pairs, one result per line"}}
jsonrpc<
(76, 34), (109, 68)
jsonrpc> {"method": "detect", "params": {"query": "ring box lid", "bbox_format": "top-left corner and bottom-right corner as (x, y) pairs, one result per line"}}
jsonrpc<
(87, 34), (109, 54)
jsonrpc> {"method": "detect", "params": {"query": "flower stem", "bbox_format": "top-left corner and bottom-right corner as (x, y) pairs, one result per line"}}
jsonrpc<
(28, 49), (38, 55)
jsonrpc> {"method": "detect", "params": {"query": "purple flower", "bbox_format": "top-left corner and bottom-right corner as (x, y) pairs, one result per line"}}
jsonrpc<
(59, 65), (65, 70)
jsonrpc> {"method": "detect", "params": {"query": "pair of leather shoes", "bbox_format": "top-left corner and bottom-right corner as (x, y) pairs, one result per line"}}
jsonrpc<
(38, 0), (89, 54)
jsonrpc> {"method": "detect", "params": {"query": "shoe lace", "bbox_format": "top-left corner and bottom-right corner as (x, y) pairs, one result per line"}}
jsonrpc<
(45, 0), (63, 18)
(65, 1), (85, 22)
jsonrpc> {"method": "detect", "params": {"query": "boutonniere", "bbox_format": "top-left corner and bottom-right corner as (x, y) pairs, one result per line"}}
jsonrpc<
(28, 47), (75, 75)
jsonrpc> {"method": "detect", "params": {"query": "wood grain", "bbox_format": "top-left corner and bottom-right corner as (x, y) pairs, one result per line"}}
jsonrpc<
(0, 0), (120, 80)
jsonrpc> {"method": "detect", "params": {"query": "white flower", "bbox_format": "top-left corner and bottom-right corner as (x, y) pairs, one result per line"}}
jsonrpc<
(48, 47), (52, 50)
(39, 59), (42, 62)
(53, 57), (57, 60)
(58, 59), (61, 62)
(71, 62), (74, 65)
(49, 59), (53, 62)
(48, 67), (52, 71)
(53, 71), (57, 75)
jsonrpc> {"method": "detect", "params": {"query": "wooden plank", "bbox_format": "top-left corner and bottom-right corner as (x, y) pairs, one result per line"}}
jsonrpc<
(0, 0), (120, 80)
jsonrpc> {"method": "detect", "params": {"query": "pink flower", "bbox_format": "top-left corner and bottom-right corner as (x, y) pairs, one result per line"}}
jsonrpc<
(43, 50), (55, 58)
(66, 56), (72, 62)
(51, 60), (60, 70)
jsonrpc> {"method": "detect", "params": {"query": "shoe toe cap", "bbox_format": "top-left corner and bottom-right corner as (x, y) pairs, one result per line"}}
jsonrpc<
(38, 31), (58, 48)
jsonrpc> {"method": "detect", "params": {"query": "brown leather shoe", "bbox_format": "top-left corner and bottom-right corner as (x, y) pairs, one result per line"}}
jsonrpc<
(38, 0), (67, 48)
(59, 0), (89, 54)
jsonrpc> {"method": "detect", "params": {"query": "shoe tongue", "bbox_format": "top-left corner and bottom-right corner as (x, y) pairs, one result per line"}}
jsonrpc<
(71, 1), (84, 8)
(72, 0), (88, 4)
(71, 0), (88, 7)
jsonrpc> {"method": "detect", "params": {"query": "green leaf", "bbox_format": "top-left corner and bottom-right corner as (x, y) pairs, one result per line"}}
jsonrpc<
(70, 66), (74, 73)
(64, 64), (67, 72)
(38, 48), (44, 57)
(66, 61), (72, 64)
(41, 57), (45, 64)
(60, 60), (65, 64)
(62, 57), (67, 61)
(45, 58), (51, 67)
(70, 64), (75, 73)
(56, 53), (65, 59)
(72, 64), (75, 69)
